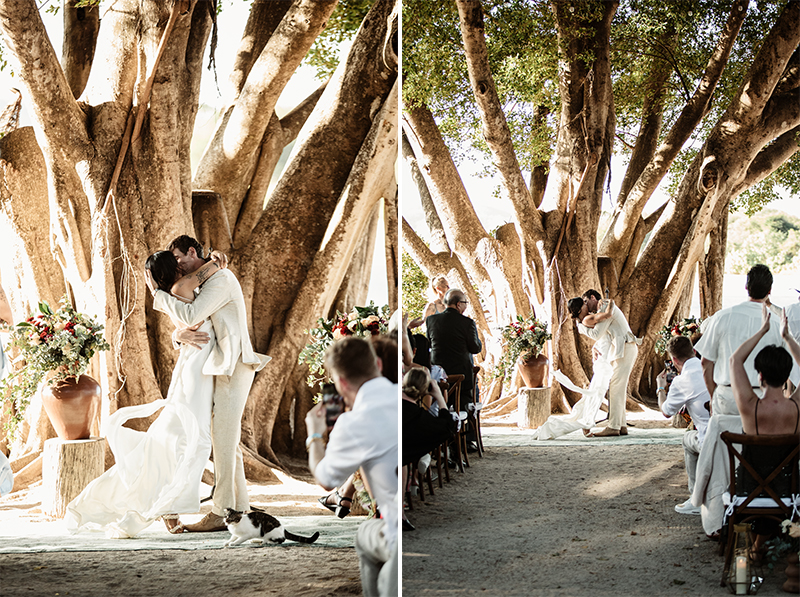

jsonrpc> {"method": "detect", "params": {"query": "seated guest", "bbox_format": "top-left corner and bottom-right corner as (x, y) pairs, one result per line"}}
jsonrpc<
(728, 304), (800, 556)
(656, 335), (711, 515)
(402, 368), (455, 465)
(730, 304), (800, 436)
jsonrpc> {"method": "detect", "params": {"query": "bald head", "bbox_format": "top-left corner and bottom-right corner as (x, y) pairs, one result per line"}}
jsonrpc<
(444, 289), (466, 307)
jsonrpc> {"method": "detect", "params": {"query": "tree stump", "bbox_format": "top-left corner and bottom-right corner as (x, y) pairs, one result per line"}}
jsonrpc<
(518, 387), (550, 429)
(42, 437), (105, 518)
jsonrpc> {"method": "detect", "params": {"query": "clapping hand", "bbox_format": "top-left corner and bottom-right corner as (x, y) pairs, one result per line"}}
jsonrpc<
(760, 302), (771, 334)
(780, 307), (790, 340)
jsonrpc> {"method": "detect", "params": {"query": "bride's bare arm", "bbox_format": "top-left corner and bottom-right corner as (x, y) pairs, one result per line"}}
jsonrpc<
(170, 261), (221, 301)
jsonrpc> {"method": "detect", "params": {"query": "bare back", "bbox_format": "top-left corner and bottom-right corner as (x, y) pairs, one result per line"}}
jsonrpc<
(738, 387), (800, 435)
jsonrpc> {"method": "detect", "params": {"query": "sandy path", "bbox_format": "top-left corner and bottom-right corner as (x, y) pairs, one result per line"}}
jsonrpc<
(401, 431), (792, 596)
(0, 461), (362, 596)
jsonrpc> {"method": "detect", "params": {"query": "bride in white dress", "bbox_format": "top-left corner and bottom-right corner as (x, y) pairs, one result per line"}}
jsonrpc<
(66, 251), (221, 538)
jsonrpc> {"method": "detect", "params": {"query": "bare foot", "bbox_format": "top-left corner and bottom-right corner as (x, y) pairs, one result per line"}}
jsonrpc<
(588, 427), (621, 437)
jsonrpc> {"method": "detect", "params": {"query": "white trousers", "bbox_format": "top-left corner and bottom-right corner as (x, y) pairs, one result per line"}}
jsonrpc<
(210, 359), (256, 516)
(355, 519), (398, 597)
(607, 342), (637, 429)
(682, 429), (701, 495)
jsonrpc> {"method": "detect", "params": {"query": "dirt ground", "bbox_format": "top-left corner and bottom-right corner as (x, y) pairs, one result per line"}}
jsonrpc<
(2, 425), (797, 596)
(0, 457), (362, 597)
(402, 429), (795, 597)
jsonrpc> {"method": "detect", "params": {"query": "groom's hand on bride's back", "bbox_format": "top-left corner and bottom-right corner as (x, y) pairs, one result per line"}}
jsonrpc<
(173, 323), (210, 350)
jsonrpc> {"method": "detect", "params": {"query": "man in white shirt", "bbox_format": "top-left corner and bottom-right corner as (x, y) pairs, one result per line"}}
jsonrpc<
(786, 290), (800, 342)
(305, 337), (398, 597)
(656, 336), (711, 515)
(694, 264), (799, 415)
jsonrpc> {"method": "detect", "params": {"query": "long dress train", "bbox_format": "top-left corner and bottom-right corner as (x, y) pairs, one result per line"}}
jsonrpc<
(532, 353), (614, 440)
(66, 320), (215, 538)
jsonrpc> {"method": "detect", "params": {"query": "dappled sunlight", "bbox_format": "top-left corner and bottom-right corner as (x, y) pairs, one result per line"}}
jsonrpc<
(584, 457), (675, 499)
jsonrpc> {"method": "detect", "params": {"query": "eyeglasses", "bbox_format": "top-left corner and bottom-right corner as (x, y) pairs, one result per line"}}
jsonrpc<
(458, 300), (469, 305)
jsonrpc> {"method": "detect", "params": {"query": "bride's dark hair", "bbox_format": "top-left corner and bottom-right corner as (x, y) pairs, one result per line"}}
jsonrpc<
(567, 297), (585, 320)
(145, 251), (179, 292)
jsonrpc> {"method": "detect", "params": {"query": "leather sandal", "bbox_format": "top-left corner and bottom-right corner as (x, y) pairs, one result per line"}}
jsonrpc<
(336, 496), (352, 519)
(161, 513), (184, 534)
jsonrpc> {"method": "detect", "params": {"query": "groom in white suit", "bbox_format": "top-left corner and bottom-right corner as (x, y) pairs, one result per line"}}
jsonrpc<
(146, 235), (271, 532)
(578, 289), (639, 437)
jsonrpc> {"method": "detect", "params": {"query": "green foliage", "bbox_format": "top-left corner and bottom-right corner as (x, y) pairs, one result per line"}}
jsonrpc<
(1, 298), (110, 439)
(298, 303), (390, 390)
(401, 252), (429, 322)
(305, 0), (374, 79)
(403, 0), (799, 204)
(726, 209), (800, 274)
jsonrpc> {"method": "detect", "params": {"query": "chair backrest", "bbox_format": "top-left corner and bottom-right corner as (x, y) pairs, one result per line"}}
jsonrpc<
(445, 374), (465, 412)
(720, 431), (800, 513)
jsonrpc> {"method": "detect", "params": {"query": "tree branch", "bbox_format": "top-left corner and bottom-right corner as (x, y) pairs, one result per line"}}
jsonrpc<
(61, 0), (100, 99)
(455, 0), (546, 303)
(401, 129), (449, 253)
(598, 0), (748, 263)
(732, 0), (800, 125)
(193, 0), (338, 229)
(731, 125), (800, 195)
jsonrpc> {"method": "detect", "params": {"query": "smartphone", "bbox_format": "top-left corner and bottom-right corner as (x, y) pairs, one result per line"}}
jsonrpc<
(321, 382), (344, 428)
(664, 360), (678, 386)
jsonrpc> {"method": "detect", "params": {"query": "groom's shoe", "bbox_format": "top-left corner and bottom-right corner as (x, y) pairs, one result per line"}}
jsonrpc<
(181, 512), (227, 533)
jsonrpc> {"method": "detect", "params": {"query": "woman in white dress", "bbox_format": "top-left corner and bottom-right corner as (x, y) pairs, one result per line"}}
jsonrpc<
(66, 251), (221, 538)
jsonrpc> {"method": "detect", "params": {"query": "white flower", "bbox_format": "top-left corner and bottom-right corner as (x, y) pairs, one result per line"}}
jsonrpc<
(346, 319), (359, 331)
(361, 315), (380, 326)
(54, 321), (66, 331)
(28, 334), (41, 346)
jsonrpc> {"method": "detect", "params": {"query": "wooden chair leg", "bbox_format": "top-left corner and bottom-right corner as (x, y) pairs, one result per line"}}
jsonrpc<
(720, 522), (736, 587)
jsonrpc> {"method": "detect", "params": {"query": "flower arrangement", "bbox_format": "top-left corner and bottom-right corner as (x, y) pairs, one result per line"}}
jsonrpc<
(298, 302), (390, 389)
(654, 316), (703, 355)
(0, 298), (110, 435)
(762, 520), (800, 571)
(495, 314), (551, 384)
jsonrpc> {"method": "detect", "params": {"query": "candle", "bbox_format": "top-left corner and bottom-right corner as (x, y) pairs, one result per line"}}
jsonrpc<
(735, 555), (748, 595)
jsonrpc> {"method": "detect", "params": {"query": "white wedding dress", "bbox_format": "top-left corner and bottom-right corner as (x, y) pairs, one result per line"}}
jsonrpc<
(66, 320), (215, 538)
(532, 353), (614, 440)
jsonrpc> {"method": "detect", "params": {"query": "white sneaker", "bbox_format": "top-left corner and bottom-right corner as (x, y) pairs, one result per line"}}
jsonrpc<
(674, 499), (701, 515)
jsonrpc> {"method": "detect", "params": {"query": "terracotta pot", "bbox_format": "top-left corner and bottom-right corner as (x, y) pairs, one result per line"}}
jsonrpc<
(784, 551), (800, 594)
(518, 353), (549, 388)
(41, 375), (101, 440)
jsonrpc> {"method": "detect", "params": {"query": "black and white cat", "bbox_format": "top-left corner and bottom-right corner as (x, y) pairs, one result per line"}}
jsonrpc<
(223, 508), (320, 547)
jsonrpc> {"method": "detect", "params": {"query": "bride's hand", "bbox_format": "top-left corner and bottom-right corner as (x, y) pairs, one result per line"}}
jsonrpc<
(145, 269), (157, 296)
(210, 250), (228, 269)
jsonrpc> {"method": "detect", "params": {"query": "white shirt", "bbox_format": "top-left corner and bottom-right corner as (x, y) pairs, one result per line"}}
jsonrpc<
(660, 358), (711, 446)
(694, 300), (800, 387)
(786, 301), (800, 342)
(314, 376), (399, 551)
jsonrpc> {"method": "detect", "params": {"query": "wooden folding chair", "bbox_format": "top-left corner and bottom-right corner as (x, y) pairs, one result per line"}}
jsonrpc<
(466, 364), (484, 457)
(444, 374), (468, 472)
(718, 431), (800, 587)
